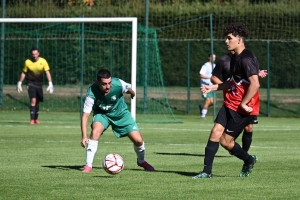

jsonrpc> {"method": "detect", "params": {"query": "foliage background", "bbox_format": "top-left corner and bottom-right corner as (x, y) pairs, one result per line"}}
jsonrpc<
(1, 0), (300, 88)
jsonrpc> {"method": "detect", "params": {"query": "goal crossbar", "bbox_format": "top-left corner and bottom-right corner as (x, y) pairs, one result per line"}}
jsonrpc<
(0, 18), (138, 119)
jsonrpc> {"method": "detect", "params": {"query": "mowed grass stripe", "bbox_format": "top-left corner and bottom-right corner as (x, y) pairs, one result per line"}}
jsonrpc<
(1, 112), (300, 199)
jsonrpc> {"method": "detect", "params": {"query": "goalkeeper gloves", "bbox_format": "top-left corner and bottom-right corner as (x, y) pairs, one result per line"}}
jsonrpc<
(46, 82), (54, 93)
(17, 81), (23, 93)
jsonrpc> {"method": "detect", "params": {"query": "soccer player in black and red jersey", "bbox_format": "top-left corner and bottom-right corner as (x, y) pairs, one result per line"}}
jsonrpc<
(193, 22), (260, 178)
(210, 52), (267, 153)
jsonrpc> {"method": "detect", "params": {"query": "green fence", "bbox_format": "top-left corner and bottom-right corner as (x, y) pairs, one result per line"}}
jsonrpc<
(0, 21), (184, 123)
(0, 0), (300, 119)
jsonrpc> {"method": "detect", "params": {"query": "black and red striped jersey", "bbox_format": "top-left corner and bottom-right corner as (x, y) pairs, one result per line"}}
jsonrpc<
(224, 49), (260, 115)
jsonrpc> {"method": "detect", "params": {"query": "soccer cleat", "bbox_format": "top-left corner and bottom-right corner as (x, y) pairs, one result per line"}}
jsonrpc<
(137, 160), (155, 171)
(35, 120), (40, 124)
(82, 165), (93, 173)
(239, 155), (257, 177)
(192, 171), (212, 179)
(29, 120), (35, 125)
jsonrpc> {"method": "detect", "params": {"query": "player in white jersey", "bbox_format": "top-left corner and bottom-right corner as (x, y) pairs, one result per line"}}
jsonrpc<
(199, 54), (216, 119)
(80, 69), (154, 173)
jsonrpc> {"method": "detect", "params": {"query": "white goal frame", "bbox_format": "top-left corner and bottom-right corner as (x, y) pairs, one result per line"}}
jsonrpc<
(0, 18), (138, 119)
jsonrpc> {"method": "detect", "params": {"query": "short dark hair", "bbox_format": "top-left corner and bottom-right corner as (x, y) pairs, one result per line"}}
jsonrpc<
(31, 47), (39, 52)
(223, 22), (249, 39)
(97, 69), (111, 81)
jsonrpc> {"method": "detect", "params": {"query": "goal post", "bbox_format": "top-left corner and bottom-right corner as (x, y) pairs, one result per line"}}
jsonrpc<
(0, 17), (138, 120)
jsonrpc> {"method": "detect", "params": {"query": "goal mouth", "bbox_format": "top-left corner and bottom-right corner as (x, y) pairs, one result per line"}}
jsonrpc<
(0, 18), (181, 123)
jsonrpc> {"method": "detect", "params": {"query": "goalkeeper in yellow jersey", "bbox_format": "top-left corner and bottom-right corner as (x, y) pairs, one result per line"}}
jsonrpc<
(17, 47), (54, 124)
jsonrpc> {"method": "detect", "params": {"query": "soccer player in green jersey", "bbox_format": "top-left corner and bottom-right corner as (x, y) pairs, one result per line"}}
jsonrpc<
(80, 69), (155, 173)
(17, 47), (54, 124)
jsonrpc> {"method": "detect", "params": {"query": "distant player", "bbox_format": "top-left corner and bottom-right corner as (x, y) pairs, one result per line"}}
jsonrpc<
(17, 47), (54, 124)
(80, 69), (154, 173)
(199, 54), (216, 119)
(193, 22), (260, 178)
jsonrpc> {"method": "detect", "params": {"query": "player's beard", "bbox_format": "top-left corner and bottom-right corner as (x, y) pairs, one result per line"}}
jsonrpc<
(104, 88), (110, 95)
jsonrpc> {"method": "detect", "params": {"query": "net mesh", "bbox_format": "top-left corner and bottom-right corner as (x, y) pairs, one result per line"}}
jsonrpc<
(1, 0), (300, 118)
(2, 21), (181, 123)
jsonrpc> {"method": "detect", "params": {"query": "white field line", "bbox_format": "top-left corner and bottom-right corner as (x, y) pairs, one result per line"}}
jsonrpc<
(0, 124), (299, 131)
(0, 139), (299, 150)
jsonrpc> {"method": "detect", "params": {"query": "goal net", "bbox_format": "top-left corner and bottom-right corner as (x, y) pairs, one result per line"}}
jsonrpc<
(0, 18), (181, 123)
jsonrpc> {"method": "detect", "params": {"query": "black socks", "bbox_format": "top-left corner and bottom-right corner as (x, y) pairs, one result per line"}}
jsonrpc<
(242, 131), (253, 152)
(30, 106), (36, 120)
(230, 142), (253, 165)
(203, 140), (219, 174)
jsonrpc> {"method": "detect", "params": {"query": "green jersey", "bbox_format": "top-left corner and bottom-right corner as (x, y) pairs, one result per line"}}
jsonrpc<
(83, 77), (130, 117)
(83, 77), (139, 138)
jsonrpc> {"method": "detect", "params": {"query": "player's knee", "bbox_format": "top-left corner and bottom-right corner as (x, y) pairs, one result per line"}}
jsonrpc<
(210, 125), (224, 142)
(90, 133), (101, 141)
(132, 140), (143, 146)
(244, 124), (253, 132)
(128, 131), (143, 146)
(90, 128), (102, 140)
(209, 130), (222, 142)
(30, 99), (37, 105)
(219, 135), (234, 150)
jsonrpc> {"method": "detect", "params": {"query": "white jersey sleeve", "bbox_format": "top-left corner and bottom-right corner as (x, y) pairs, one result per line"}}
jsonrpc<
(119, 79), (132, 93)
(200, 62), (214, 86)
(83, 95), (94, 113)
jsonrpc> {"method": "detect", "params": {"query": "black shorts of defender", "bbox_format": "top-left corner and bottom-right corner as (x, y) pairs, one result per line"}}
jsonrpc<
(27, 85), (44, 102)
(215, 105), (254, 138)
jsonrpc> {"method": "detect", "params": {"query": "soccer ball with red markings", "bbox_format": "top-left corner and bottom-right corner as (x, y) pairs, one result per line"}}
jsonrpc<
(102, 153), (124, 175)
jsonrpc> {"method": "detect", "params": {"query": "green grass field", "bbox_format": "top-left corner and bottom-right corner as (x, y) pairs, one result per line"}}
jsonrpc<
(0, 111), (300, 199)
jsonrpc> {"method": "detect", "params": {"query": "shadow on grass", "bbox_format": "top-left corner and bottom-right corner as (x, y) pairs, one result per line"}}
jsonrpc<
(6, 94), (29, 108)
(125, 168), (233, 178)
(41, 165), (236, 178)
(154, 152), (231, 158)
(41, 165), (102, 171)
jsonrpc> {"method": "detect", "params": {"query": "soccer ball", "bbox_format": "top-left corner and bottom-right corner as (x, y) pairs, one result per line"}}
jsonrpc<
(102, 153), (124, 175)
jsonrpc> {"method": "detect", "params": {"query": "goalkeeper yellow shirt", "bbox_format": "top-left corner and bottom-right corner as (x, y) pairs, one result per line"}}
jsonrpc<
(22, 57), (50, 87)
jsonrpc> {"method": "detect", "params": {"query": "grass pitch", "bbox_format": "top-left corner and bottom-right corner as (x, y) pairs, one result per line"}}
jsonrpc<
(0, 111), (300, 200)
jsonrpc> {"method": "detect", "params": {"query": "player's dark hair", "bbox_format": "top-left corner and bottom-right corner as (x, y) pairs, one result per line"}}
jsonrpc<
(223, 22), (249, 39)
(97, 69), (111, 80)
(31, 47), (39, 52)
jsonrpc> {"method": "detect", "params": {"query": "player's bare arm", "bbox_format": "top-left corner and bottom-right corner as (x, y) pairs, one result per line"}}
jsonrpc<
(240, 74), (260, 113)
(201, 81), (231, 94)
(45, 70), (52, 82)
(81, 112), (90, 148)
(126, 88), (135, 99)
(211, 75), (223, 84)
(19, 72), (26, 82)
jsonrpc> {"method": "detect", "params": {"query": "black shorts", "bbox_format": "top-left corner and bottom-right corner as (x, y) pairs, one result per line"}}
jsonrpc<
(27, 85), (44, 102)
(215, 105), (254, 138)
(250, 115), (258, 124)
